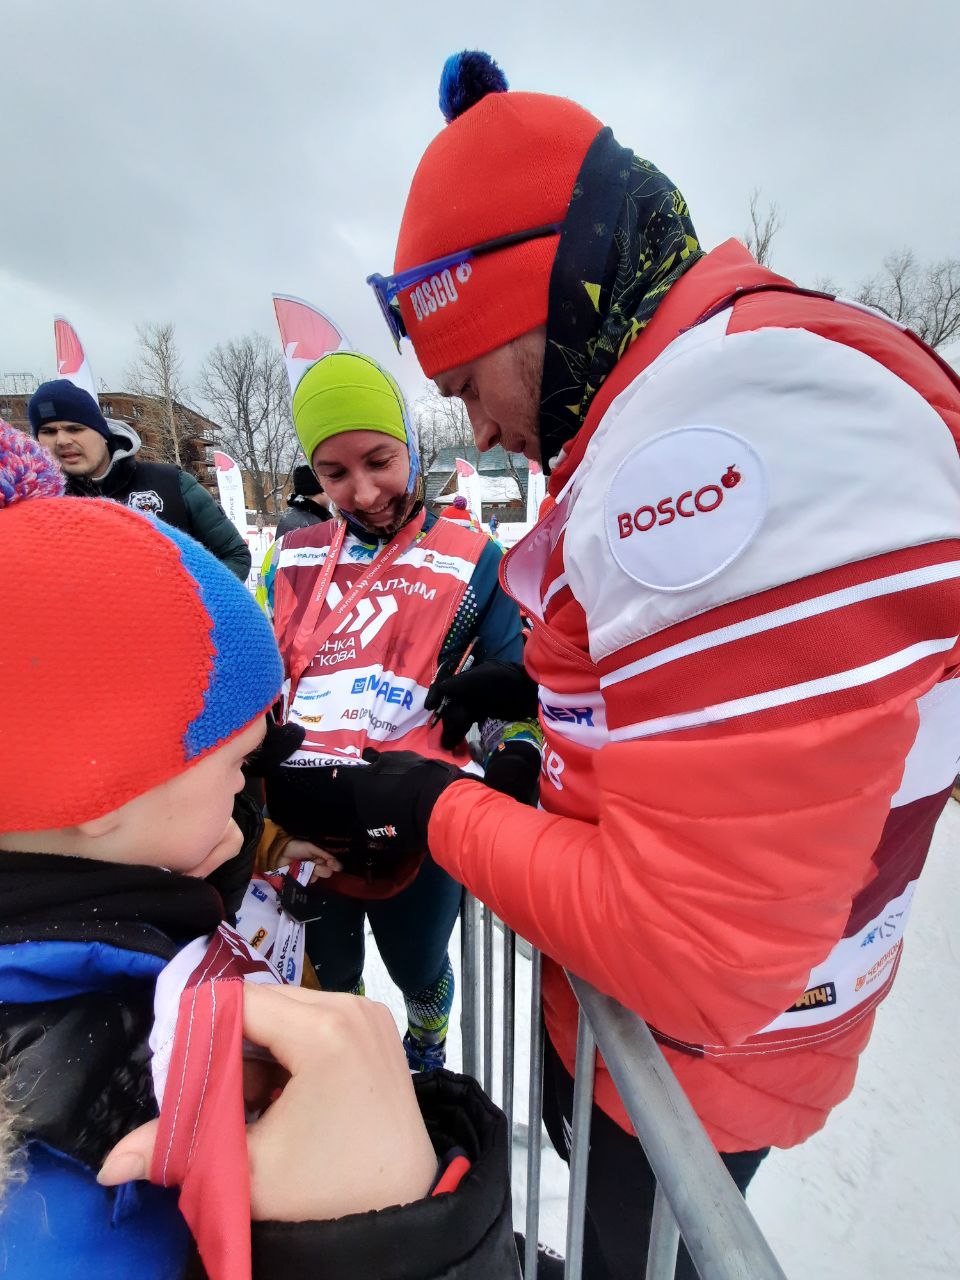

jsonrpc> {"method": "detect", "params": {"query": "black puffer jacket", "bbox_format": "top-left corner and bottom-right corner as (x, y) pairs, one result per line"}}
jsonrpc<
(0, 802), (518, 1279)
(252, 1070), (520, 1280)
(0, 793), (263, 1170)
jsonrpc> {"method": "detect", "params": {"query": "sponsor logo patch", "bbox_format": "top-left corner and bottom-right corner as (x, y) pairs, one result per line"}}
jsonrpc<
(351, 673), (415, 708)
(786, 982), (837, 1013)
(855, 941), (901, 992)
(605, 427), (767, 593)
(542, 703), (594, 727)
(407, 263), (472, 324)
(340, 708), (400, 734)
(348, 543), (377, 562)
(859, 909), (906, 948)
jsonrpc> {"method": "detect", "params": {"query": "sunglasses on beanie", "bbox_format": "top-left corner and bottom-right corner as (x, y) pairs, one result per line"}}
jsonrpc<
(366, 221), (563, 350)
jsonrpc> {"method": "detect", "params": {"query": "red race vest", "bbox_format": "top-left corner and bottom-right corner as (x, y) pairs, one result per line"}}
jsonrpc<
(273, 515), (486, 765)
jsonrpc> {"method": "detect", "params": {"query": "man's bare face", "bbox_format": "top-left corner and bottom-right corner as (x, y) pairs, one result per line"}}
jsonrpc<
(434, 327), (546, 463)
(35, 420), (111, 479)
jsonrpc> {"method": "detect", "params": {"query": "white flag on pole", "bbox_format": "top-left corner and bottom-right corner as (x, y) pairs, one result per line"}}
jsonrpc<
(526, 459), (546, 525)
(272, 295), (350, 400)
(213, 451), (247, 536)
(54, 316), (99, 404)
(455, 457), (483, 524)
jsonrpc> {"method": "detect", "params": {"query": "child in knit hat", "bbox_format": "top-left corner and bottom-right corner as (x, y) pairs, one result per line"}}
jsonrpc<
(0, 423), (523, 1280)
(0, 421), (284, 1276)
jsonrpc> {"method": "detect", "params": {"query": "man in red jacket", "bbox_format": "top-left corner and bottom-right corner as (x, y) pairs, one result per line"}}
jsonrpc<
(354, 52), (960, 1278)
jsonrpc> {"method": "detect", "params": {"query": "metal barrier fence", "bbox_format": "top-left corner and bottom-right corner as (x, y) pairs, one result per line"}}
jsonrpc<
(459, 895), (788, 1280)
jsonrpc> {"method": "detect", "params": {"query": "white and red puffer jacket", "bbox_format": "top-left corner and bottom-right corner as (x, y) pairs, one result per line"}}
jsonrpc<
(428, 239), (960, 1152)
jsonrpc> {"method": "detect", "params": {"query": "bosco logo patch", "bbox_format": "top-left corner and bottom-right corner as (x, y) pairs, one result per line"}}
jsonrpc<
(407, 262), (472, 324)
(605, 427), (767, 592)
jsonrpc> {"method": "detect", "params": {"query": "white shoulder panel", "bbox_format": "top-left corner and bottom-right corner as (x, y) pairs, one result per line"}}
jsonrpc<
(563, 320), (960, 663)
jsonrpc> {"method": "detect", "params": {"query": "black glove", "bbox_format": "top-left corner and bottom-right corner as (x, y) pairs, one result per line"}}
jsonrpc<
(351, 749), (466, 854)
(424, 660), (540, 750)
(243, 719), (306, 777)
(267, 749), (466, 862)
(483, 739), (541, 806)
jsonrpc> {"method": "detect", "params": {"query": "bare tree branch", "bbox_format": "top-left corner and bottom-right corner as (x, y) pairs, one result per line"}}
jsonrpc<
(126, 322), (191, 466)
(411, 382), (476, 479)
(744, 187), (783, 268)
(199, 334), (299, 521)
(856, 250), (960, 350)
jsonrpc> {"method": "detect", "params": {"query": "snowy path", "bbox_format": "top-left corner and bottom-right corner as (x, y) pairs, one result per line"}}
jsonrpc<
(364, 802), (960, 1278)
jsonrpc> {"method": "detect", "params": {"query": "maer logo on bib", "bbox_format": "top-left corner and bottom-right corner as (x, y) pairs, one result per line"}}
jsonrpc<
(605, 426), (767, 593)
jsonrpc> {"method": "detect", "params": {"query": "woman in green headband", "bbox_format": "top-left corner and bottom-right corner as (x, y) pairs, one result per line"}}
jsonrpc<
(260, 349), (542, 1072)
(292, 352), (423, 540)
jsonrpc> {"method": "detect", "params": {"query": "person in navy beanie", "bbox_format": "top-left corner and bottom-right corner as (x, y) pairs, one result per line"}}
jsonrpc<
(29, 377), (251, 580)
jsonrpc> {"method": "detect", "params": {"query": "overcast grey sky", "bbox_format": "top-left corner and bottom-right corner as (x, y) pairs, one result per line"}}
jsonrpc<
(2, 0), (958, 404)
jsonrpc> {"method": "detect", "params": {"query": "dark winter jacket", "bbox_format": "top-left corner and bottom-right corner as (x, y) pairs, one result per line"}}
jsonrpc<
(275, 493), (332, 537)
(0, 858), (220, 1279)
(252, 1070), (520, 1279)
(67, 421), (252, 580)
(0, 796), (263, 1278)
(0, 801), (518, 1279)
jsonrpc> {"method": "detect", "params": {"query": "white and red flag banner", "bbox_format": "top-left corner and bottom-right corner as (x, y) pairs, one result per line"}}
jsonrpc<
(455, 457), (483, 523)
(526, 458), (546, 525)
(272, 294), (350, 400)
(53, 315), (98, 404)
(213, 450), (247, 535)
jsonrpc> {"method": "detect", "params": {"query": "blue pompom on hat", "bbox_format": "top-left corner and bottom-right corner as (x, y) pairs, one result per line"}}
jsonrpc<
(28, 378), (113, 442)
(439, 50), (508, 123)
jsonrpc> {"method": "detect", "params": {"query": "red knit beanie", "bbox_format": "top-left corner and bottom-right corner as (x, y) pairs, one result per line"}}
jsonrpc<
(0, 422), (282, 832)
(443, 495), (475, 523)
(394, 55), (601, 377)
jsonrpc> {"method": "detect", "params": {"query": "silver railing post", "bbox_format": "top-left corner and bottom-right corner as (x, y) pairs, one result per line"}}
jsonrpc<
(563, 1009), (597, 1280)
(524, 947), (545, 1280)
(482, 904), (494, 1095)
(646, 1184), (681, 1280)
(459, 892), (481, 1080)
(455, 898), (787, 1280)
(502, 925), (517, 1178)
(568, 973), (788, 1280)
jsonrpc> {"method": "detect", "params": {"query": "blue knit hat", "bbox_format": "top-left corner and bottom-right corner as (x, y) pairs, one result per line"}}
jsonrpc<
(1, 418), (283, 830)
(28, 378), (112, 442)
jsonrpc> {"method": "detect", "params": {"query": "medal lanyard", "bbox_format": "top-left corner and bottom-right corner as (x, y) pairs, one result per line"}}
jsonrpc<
(282, 509), (427, 717)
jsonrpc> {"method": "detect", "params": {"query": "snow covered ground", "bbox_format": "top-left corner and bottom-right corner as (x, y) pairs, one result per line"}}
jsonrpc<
(364, 801), (960, 1278)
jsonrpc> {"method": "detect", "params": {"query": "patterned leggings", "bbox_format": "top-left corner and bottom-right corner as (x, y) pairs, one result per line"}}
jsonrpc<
(304, 851), (462, 1044)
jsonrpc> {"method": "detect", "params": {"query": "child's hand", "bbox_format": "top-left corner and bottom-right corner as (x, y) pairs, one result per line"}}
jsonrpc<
(98, 983), (437, 1220)
(276, 839), (343, 882)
